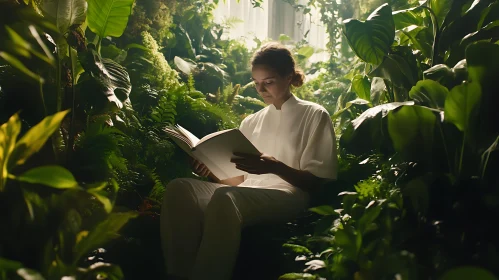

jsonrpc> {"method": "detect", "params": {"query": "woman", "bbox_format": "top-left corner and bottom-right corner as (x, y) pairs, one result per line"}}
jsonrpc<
(160, 42), (338, 280)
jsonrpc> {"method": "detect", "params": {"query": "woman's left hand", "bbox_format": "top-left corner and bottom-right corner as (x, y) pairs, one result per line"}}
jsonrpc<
(231, 152), (281, 175)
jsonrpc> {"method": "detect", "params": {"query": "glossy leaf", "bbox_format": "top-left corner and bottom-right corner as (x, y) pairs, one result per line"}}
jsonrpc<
(352, 101), (414, 130)
(0, 114), (21, 191)
(87, 180), (118, 213)
(174, 56), (196, 75)
(429, 0), (454, 28)
(409, 80), (449, 109)
(399, 25), (433, 58)
(444, 82), (481, 132)
(14, 165), (78, 189)
(79, 46), (131, 111)
(86, 0), (134, 38)
(41, 0), (87, 33)
(8, 110), (70, 168)
(392, 7), (424, 30)
(343, 4), (395, 65)
(351, 75), (371, 101)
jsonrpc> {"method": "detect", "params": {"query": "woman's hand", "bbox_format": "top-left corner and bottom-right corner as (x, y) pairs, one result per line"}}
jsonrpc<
(188, 157), (211, 177)
(231, 152), (281, 175)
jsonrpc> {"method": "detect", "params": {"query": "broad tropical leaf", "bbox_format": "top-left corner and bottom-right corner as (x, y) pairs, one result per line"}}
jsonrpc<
(444, 82), (481, 133)
(409, 80), (449, 109)
(392, 7), (424, 30)
(79, 45), (132, 111)
(14, 165), (78, 189)
(174, 56), (196, 75)
(86, 0), (134, 38)
(352, 101), (414, 129)
(8, 110), (70, 168)
(343, 4), (395, 65)
(41, 0), (87, 33)
(388, 105), (437, 158)
(0, 113), (21, 191)
(429, 0), (454, 28)
(351, 75), (371, 101)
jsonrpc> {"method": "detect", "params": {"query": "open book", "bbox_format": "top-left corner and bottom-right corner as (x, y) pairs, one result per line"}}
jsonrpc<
(164, 124), (261, 180)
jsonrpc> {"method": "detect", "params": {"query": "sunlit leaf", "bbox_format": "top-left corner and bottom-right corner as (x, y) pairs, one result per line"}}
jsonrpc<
(14, 165), (78, 189)
(86, 0), (134, 38)
(86, 180), (119, 213)
(388, 105), (437, 157)
(8, 110), (70, 168)
(430, 0), (454, 28)
(351, 75), (371, 101)
(278, 273), (318, 280)
(297, 46), (314, 59)
(343, 4), (395, 65)
(352, 102), (413, 130)
(174, 56), (196, 75)
(0, 113), (21, 191)
(282, 244), (313, 255)
(0, 52), (43, 83)
(41, 0), (87, 33)
(392, 7), (424, 30)
(409, 80), (449, 109)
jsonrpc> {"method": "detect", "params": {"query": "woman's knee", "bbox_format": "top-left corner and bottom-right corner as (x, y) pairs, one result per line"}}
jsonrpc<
(163, 178), (197, 203)
(205, 188), (242, 223)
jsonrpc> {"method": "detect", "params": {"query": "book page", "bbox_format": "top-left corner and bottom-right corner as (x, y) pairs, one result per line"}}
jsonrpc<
(193, 129), (261, 180)
(176, 124), (200, 147)
(197, 128), (234, 146)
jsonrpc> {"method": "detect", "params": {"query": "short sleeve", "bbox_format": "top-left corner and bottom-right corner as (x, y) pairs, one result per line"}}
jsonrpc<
(299, 110), (338, 179)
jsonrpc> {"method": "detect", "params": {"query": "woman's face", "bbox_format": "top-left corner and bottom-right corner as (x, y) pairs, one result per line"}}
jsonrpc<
(251, 64), (292, 105)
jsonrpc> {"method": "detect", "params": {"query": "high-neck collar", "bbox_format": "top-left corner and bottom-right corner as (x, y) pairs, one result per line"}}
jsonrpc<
(270, 94), (298, 112)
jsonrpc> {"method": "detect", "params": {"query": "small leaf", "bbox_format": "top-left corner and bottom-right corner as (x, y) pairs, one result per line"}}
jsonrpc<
(87, 180), (119, 213)
(278, 34), (292, 42)
(0, 258), (23, 270)
(8, 110), (70, 168)
(297, 46), (314, 59)
(282, 244), (313, 255)
(0, 113), (21, 191)
(14, 165), (78, 189)
(309, 205), (337, 216)
(278, 273), (317, 280)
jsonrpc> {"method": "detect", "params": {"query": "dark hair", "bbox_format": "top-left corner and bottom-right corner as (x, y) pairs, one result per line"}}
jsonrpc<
(251, 42), (305, 87)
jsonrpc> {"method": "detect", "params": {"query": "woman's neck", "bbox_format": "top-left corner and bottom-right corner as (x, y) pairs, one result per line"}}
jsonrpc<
(273, 91), (292, 110)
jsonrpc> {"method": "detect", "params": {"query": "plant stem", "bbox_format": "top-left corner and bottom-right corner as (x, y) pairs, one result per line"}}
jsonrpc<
(437, 120), (452, 173)
(458, 135), (465, 177)
(56, 56), (62, 112)
(421, 6), (440, 66)
(39, 79), (47, 117)
(67, 48), (77, 163)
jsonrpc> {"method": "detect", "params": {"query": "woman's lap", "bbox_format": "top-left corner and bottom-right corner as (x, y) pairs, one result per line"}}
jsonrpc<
(163, 177), (310, 227)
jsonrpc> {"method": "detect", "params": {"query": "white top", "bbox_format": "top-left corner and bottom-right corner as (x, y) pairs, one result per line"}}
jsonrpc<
(238, 94), (338, 188)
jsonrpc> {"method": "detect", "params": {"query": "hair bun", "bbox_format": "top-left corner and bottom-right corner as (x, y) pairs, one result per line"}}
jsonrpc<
(291, 70), (305, 87)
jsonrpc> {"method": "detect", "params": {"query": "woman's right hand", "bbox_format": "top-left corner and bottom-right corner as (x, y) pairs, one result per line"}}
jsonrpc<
(188, 157), (211, 177)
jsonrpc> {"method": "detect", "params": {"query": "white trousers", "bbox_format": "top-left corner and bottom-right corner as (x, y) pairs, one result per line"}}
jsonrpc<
(160, 178), (310, 280)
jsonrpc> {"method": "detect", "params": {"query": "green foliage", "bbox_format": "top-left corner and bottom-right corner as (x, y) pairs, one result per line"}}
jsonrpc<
(86, 0), (134, 38)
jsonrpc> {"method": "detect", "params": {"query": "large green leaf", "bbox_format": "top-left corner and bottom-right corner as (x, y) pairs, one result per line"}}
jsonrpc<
(444, 82), (481, 132)
(343, 4), (395, 65)
(74, 212), (138, 262)
(423, 59), (467, 89)
(439, 266), (497, 280)
(429, 0), (454, 28)
(399, 25), (433, 59)
(352, 101), (414, 130)
(14, 165), (78, 189)
(41, 0), (87, 33)
(392, 7), (424, 30)
(409, 80), (449, 109)
(465, 41), (499, 142)
(0, 114), (21, 191)
(79, 45), (131, 111)
(351, 75), (371, 101)
(86, 0), (134, 38)
(174, 56), (196, 75)
(388, 105), (437, 158)
(8, 110), (70, 168)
